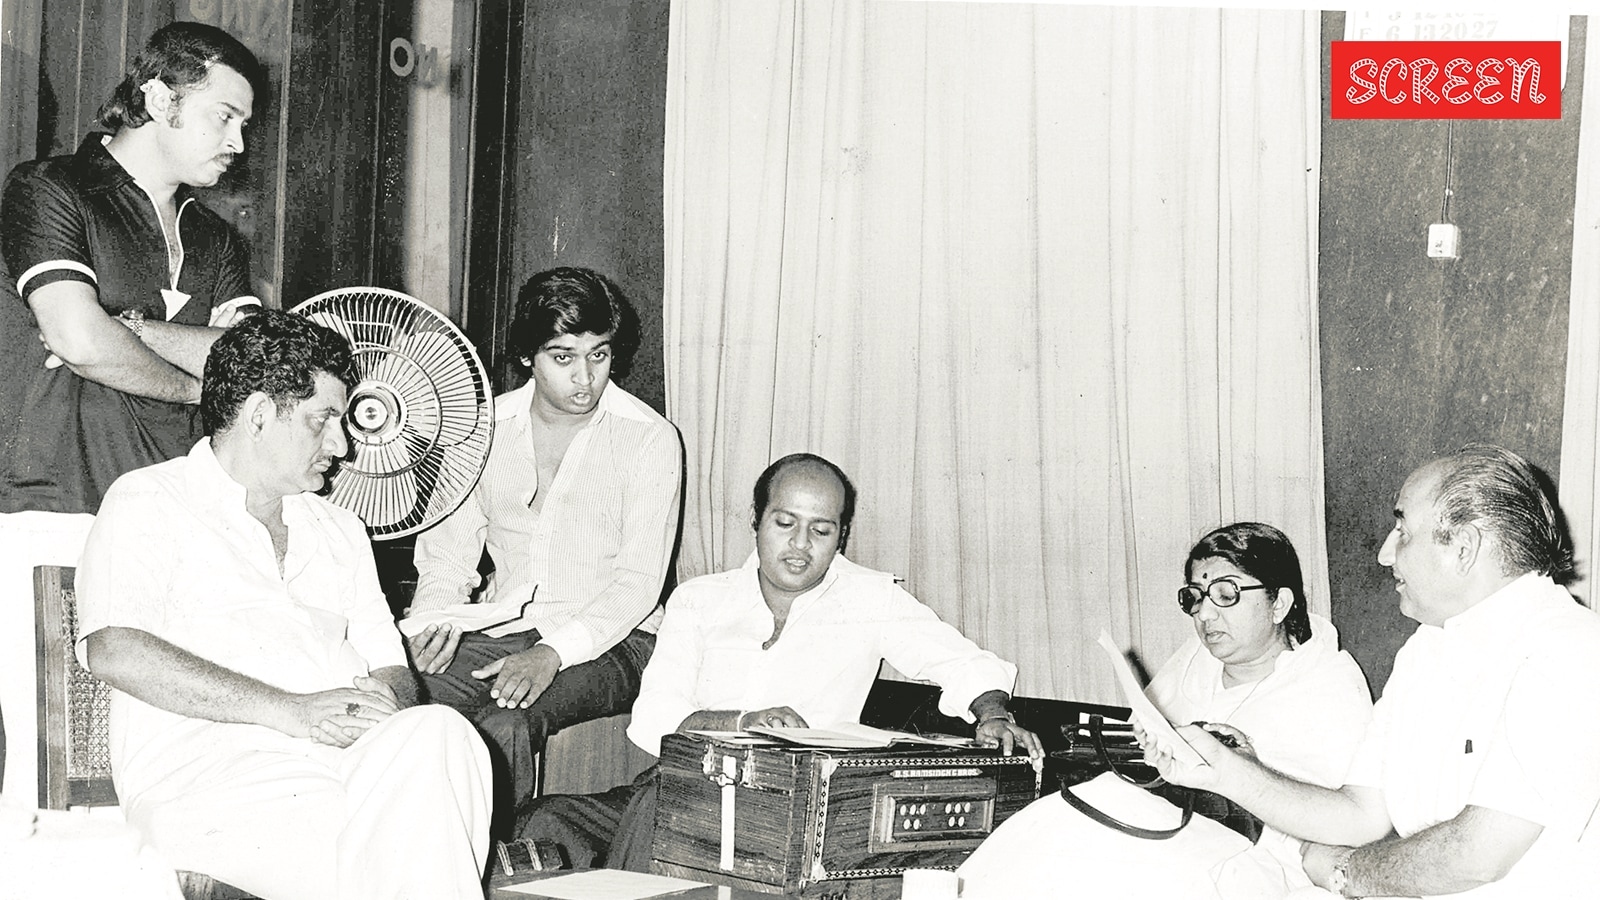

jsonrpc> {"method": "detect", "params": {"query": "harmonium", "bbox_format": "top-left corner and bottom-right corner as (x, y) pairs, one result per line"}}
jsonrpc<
(650, 731), (1040, 898)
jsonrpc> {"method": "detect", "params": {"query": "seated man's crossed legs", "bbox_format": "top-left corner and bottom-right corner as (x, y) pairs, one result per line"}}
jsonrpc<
(421, 628), (656, 838)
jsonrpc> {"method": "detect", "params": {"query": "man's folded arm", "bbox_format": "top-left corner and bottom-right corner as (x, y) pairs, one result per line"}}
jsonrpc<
(31, 282), (201, 402)
(135, 316), (230, 377)
(132, 226), (258, 375)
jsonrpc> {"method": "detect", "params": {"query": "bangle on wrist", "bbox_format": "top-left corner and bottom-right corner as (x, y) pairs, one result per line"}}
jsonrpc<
(979, 712), (1014, 725)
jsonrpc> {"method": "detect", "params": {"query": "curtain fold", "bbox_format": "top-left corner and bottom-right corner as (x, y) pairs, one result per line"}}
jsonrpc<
(664, 0), (1325, 705)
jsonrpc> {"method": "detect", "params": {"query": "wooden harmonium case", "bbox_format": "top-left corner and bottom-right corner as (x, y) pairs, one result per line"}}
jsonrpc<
(651, 731), (1040, 897)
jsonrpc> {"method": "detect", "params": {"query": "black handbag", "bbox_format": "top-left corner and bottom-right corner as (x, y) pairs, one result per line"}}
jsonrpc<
(1049, 715), (1263, 842)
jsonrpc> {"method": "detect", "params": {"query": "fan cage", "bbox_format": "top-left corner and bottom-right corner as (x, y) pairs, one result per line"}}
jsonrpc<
(292, 288), (493, 539)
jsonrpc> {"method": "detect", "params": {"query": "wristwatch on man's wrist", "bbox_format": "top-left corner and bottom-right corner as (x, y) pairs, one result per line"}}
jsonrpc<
(119, 308), (147, 340)
(1326, 849), (1360, 898)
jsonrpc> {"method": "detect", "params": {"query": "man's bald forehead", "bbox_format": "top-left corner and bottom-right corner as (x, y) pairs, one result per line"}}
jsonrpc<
(769, 457), (847, 497)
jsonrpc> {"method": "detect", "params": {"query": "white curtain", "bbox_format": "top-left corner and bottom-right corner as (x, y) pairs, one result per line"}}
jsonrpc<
(1560, 21), (1600, 608)
(663, 0), (1325, 705)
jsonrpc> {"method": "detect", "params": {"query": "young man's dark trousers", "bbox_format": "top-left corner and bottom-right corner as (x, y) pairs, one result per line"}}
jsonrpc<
(421, 628), (655, 839)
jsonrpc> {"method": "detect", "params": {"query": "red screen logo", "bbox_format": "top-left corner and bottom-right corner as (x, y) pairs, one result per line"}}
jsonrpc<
(1331, 41), (1561, 119)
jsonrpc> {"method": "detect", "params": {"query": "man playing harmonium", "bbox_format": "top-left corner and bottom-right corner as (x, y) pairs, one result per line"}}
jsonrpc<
(520, 451), (1043, 868)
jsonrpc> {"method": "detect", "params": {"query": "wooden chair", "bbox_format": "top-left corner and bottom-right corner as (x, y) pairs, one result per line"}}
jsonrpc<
(34, 565), (253, 900)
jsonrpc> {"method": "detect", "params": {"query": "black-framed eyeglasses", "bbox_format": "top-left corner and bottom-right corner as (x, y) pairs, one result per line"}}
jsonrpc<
(1178, 578), (1273, 615)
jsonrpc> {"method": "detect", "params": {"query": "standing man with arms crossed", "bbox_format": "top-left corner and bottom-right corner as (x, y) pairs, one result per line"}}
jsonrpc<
(0, 20), (262, 794)
(1142, 444), (1600, 898)
(77, 310), (492, 900)
(406, 266), (683, 837)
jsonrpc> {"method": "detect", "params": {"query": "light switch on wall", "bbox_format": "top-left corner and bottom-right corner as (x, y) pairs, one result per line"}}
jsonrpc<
(1427, 223), (1460, 260)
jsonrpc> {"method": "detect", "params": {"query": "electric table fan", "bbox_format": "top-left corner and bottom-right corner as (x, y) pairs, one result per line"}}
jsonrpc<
(291, 287), (494, 538)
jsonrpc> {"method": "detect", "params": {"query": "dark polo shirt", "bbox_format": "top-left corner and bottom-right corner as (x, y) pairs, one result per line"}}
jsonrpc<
(0, 134), (256, 514)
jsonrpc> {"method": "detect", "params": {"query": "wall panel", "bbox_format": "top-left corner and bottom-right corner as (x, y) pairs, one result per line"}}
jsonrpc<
(1318, 12), (1584, 695)
(506, 0), (670, 410)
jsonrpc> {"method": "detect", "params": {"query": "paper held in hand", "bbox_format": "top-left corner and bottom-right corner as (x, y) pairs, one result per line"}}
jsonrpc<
(396, 588), (539, 638)
(1095, 629), (1207, 769)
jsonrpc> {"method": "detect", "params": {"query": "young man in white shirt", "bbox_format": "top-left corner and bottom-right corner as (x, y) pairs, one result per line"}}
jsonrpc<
(406, 267), (683, 837)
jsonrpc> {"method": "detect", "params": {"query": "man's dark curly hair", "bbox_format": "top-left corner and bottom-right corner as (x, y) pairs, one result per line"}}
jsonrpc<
(505, 267), (642, 380)
(201, 309), (357, 435)
(97, 21), (265, 131)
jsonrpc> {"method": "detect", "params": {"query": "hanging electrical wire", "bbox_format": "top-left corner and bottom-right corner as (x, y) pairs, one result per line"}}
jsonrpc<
(1440, 120), (1455, 224)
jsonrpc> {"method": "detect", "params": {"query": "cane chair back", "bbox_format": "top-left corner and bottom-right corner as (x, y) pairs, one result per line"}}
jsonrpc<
(34, 565), (254, 900)
(34, 565), (116, 809)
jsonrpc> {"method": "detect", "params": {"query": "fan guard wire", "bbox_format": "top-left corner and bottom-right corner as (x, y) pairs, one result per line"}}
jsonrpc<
(291, 288), (493, 539)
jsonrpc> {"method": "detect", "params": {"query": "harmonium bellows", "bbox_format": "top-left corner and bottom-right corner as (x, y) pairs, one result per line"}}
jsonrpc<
(650, 732), (1040, 898)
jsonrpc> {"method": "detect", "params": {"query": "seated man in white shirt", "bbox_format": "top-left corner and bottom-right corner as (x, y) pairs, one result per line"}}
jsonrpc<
(521, 452), (1042, 869)
(76, 310), (492, 900)
(405, 267), (683, 838)
(1143, 444), (1600, 899)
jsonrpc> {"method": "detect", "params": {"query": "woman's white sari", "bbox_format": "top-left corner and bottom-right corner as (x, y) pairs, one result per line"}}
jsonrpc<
(959, 614), (1372, 899)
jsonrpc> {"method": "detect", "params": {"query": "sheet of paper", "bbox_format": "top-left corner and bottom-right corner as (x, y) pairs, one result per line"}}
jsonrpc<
(746, 725), (891, 748)
(397, 603), (527, 637)
(748, 722), (975, 750)
(683, 730), (782, 746)
(396, 587), (539, 638)
(886, 731), (974, 748)
(499, 868), (707, 899)
(1095, 629), (1206, 769)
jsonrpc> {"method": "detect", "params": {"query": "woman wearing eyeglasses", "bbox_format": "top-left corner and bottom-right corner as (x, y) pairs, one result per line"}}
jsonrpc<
(1149, 522), (1370, 781)
(960, 522), (1373, 899)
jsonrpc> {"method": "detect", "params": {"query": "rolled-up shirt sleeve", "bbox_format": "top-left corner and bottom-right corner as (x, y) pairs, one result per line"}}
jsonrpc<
(874, 584), (1017, 721)
(626, 586), (708, 756)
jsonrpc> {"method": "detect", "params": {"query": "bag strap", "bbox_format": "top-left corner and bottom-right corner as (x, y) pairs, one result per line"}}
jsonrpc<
(1057, 713), (1196, 840)
(1089, 714), (1164, 789)
(1059, 780), (1195, 840)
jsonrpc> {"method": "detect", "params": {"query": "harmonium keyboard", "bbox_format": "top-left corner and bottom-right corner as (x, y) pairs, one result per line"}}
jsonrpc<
(650, 731), (1040, 898)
